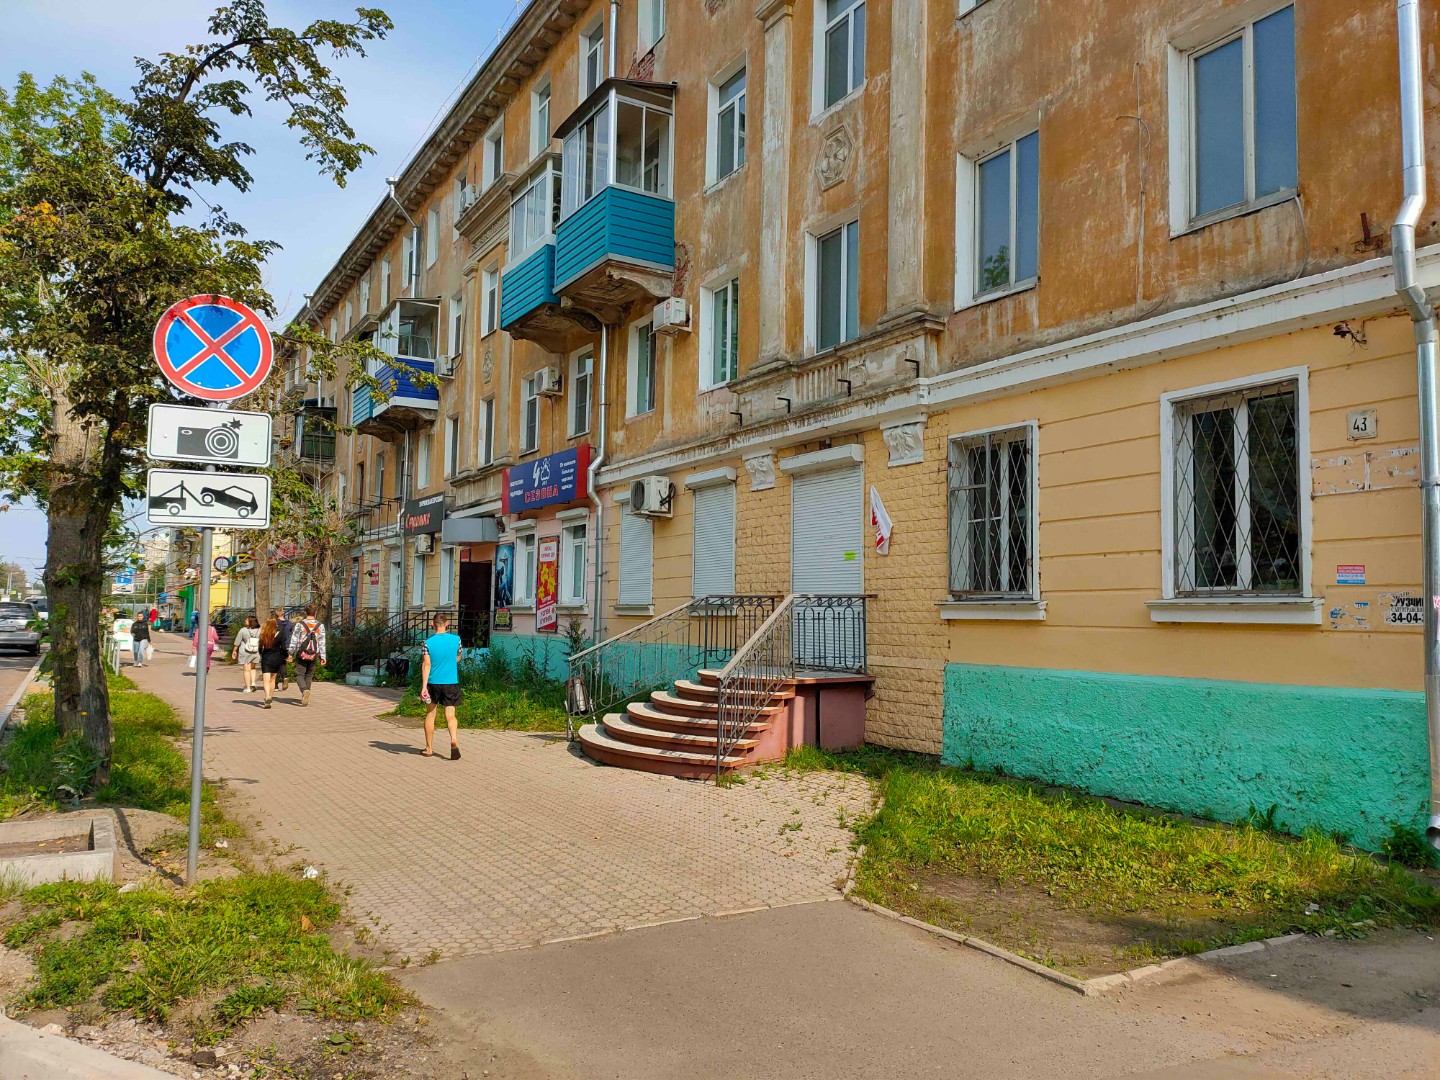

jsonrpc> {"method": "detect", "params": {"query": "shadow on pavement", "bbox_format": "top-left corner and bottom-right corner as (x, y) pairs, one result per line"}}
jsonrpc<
(369, 740), (428, 757)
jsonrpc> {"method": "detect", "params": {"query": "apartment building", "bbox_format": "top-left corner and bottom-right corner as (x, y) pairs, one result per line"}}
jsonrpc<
(279, 0), (1439, 848)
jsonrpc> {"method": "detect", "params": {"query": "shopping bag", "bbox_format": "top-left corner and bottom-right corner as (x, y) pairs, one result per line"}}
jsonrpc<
(145, 642), (155, 661)
(188, 655), (196, 670)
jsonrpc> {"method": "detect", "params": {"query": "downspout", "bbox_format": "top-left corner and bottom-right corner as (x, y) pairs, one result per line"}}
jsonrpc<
(386, 177), (418, 230)
(588, 326), (609, 645)
(1392, 0), (1440, 847)
(609, 0), (619, 78)
(387, 178), (419, 294)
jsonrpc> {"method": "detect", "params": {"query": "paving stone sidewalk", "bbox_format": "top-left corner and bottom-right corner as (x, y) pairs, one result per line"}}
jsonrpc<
(130, 634), (874, 962)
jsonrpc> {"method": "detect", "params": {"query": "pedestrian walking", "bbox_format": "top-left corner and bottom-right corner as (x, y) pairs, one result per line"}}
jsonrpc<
(189, 610), (199, 634)
(191, 621), (218, 673)
(257, 617), (287, 709)
(287, 603), (327, 707)
(231, 615), (261, 693)
(272, 607), (293, 691)
(130, 612), (151, 667)
(420, 612), (463, 760)
(148, 605), (159, 626)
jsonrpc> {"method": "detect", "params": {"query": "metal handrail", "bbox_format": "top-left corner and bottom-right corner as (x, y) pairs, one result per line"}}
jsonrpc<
(565, 594), (783, 741)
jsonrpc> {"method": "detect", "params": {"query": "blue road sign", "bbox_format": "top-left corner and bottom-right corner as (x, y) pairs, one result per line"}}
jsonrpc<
(153, 295), (273, 402)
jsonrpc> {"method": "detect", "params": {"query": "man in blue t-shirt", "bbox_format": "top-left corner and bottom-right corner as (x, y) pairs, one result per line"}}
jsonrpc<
(420, 612), (464, 760)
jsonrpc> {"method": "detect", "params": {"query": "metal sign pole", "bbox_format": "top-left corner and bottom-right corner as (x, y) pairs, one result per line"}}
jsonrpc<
(186, 526), (214, 885)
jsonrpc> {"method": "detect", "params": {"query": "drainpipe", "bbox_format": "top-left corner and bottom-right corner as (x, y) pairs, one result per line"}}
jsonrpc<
(588, 326), (609, 645)
(1393, 0), (1440, 848)
(609, 0), (619, 78)
(386, 177), (418, 230)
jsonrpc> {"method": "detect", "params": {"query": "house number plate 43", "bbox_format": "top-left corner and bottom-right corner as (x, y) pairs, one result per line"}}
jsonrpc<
(1348, 408), (1378, 440)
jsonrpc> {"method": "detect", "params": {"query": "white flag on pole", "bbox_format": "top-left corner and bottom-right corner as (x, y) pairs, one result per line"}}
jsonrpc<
(870, 485), (893, 555)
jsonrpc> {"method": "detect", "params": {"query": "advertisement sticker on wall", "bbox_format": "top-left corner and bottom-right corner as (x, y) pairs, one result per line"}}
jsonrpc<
(493, 543), (514, 633)
(536, 538), (559, 633)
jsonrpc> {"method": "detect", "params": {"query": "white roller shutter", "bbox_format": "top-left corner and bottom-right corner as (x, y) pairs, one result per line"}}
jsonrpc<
(692, 482), (736, 598)
(618, 508), (654, 607)
(791, 465), (864, 594)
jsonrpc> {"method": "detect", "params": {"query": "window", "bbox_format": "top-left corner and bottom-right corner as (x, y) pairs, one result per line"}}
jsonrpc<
(521, 374), (541, 452)
(445, 416), (460, 477)
(482, 119), (505, 189)
(375, 452), (385, 500)
(380, 257), (392, 306)
(629, 319), (657, 415)
(812, 219), (859, 352)
(439, 547), (457, 606)
(947, 426), (1036, 599)
(818, 0), (865, 111)
(532, 79), (552, 157)
(570, 347), (593, 436)
(402, 228), (418, 292)
(618, 508), (654, 608)
(704, 278), (740, 388)
(425, 208), (439, 267)
(561, 105), (609, 216)
(449, 293), (465, 358)
(691, 481), (736, 597)
(344, 299), (354, 331)
(480, 266), (499, 337)
(614, 99), (671, 197)
(454, 175), (468, 221)
(560, 522), (588, 606)
(328, 316), (338, 343)
(581, 21), (605, 97)
(411, 552), (426, 607)
(1178, 5), (1296, 226)
(479, 398), (496, 466)
(711, 66), (746, 183)
(1167, 377), (1301, 595)
(416, 433), (431, 488)
(968, 130), (1040, 299)
(561, 88), (673, 217)
(359, 275), (371, 315)
(510, 161), (561, 262)
(514, 531), (538, 606)
(639, 0), (665, 51)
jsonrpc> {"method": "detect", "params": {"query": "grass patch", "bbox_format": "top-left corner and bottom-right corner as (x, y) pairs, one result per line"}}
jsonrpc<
(393, 647), (568, 733)
(786, 746), (1440, 971)
(2, 874), (409, 1025)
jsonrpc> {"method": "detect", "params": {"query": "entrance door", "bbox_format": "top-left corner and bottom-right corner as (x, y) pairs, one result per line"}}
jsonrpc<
(349, 557), (359, 620)
(791, 463), (864, 669)
(388, 556), (403, 614)
(457, 560), (492, 648)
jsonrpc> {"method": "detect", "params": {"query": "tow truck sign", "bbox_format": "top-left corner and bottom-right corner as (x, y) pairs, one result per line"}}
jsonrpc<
(145, 468), (271, 529)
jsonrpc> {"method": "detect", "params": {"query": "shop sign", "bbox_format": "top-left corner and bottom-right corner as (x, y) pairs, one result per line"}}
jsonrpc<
(403, 493), (446, 535)
(502, 444), (591, 514)
(493, 543), (514, 632)
(536, 538), (559, 633)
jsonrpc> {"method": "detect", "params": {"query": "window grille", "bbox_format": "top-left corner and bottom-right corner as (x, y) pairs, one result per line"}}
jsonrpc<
(947, 427), (1034, 598)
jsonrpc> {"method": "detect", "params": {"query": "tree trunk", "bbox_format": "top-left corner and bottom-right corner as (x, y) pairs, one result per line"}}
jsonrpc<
(252, 541), (271, 621)
(312, 542), (335, 624)
(44, 385), (115, 781)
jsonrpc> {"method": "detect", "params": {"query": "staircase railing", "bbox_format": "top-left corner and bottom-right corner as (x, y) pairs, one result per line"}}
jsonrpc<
(715, 594), (870, 775)
(565, 594), (782, 740)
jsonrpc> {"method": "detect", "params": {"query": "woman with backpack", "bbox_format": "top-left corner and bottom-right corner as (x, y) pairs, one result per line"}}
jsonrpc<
(231, 615), (261, 693)
(287, 603), (327, 707)
(257, 617), (287, 709)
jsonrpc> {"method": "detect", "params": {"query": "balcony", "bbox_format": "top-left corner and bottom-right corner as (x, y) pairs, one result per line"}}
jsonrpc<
(296, 406), (337, 471)
(354, 299), (440, 439)
(550, 79), (676, 324)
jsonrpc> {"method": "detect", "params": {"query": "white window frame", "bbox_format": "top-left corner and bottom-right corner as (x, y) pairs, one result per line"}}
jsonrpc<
(701, 274), (740, 390)
(380, 257), (392, 306)
(812, 0), (866, 117)
(1152, 366), (1316, 624)
(513, 527), (538, 608)
(638, 0), (666, 53)
(449, 292), (465, 359)
(581, 19), (605, 99)
(411, 551), (426, 608)
(805, 217), (859, 356)
(444, 415), (460, 478)
(481, 265), (500, 337)
(627, 317), (658, 417)
(940, 421), (1043, 621)
(359, 275), (371, 316)
(1166, 1), (1298, 237)
(479, 397), (496, 466)
(532, 78), (552, 158)
(482, 117), (505, 190)
(521, 374), (541, 453)
(707, 57), (747, 187)
(401, 228), (417, 293)
(416, 432), (431, 489)
(425, 207), (439, 268)
(569, 345), (593, 437)
(439, 546), (457, 606)
(954, 126), (1041, 310)
(559, 516), (589, 608)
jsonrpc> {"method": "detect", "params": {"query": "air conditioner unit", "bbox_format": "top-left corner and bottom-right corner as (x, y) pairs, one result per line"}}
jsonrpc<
(629, 475), (674, 517)
(436, 354), (458, 378)
(413, 533), (435, 554)
(652, 297), (690, 335)
(537, 365), (564, 396)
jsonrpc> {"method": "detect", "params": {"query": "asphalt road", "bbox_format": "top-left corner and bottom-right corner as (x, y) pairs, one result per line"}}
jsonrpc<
(0, 648), (40, 713)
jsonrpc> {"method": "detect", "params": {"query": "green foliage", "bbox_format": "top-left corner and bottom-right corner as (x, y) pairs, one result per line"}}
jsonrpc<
(1380, 823), (1436, 869)
(50, 733), (104, 803)
(394, 647), (567, 732)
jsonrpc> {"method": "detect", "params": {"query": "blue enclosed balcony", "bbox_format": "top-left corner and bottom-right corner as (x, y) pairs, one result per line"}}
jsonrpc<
(354, 299), (440, 439)
(550, 79), (676, 323)
(499, 157), (580, 349)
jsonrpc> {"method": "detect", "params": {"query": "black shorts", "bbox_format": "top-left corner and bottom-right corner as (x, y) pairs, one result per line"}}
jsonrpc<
(428, 683), (462, 707)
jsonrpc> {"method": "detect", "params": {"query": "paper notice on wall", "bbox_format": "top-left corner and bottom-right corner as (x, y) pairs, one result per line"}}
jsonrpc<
(1382, 592), (1423, 627)
(1336, 564), (1365, 585)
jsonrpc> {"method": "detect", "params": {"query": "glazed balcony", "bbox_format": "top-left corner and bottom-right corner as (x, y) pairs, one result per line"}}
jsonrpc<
(354, 299), (440, 439)
(550, 79), (676, 325)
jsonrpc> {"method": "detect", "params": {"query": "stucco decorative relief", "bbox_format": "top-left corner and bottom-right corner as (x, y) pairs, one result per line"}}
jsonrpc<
(744, 452), (776, 491)
(815, 125), (854, 191)
(881, 419), (926, 467)
(482, 346), (494, 384)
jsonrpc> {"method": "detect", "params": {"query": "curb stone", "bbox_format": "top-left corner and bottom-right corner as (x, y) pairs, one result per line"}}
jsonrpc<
(845, 895), (1310, 996)
(0, 1014), (174, 1079)
(0, 656), (43, 733)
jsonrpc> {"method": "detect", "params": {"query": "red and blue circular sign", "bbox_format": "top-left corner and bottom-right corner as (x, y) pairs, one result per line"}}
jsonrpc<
(152, 295), (273, 402)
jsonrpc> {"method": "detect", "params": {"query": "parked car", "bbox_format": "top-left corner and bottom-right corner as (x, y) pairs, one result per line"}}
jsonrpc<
(27, 596), (47, 621)
(0, 601), (41, 655)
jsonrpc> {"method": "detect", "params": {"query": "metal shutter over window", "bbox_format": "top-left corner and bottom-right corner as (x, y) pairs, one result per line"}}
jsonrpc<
(692, 483), (737, 598)
(619, 508), (654, 607)
(791, 465), (864, 595)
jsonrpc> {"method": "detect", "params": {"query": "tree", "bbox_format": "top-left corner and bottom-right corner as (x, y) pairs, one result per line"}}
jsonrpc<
(0, 4), (392, 778)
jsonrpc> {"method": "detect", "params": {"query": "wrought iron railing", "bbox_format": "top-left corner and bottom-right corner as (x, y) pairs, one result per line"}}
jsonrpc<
(715, 594), (870, 775)
(564, 595), (782, 741)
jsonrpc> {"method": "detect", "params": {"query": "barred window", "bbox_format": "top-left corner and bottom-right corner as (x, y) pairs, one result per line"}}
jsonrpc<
(947, 427), (1034, 598)
(1171, 380), (1299, 595)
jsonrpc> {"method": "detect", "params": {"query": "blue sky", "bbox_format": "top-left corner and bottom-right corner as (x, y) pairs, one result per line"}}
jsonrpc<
(1, 0), (521, 570)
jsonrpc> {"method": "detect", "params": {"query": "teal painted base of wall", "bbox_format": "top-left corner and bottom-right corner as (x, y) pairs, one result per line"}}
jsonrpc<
(485, 633), (572, 682)
(941, 664), (1428, 852)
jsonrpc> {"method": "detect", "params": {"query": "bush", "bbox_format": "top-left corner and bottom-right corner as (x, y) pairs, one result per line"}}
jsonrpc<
(393, 646), (567, 732)
(1381, 823), (1436, 869)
